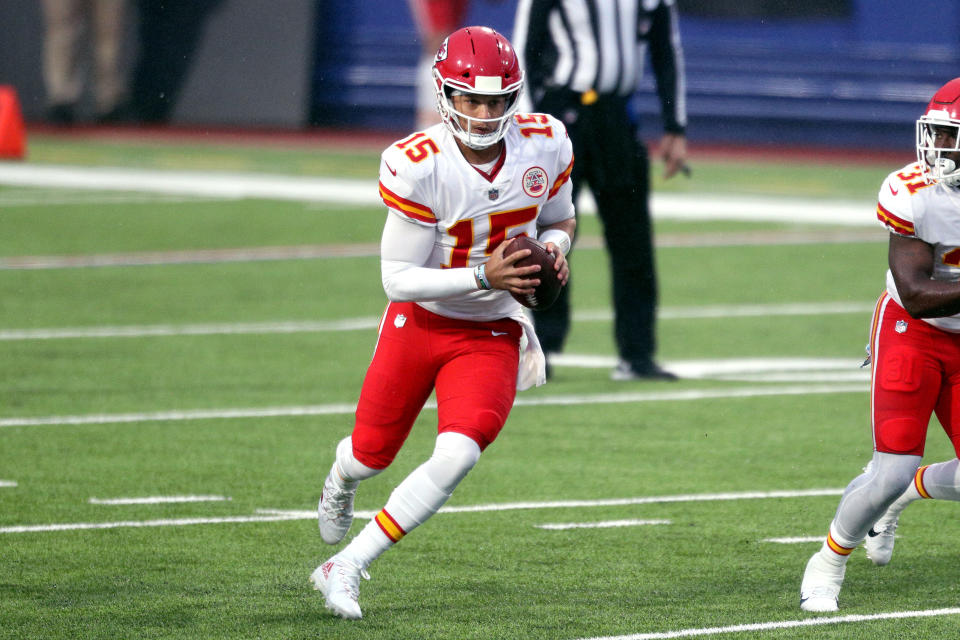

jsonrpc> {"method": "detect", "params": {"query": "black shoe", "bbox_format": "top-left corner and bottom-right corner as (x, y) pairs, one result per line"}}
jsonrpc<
(95, 103), (133, 124)
(610, 360), (678, 381)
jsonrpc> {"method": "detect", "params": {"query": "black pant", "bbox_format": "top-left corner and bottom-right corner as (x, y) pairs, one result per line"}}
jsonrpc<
(129, 0), (223, 123)
(533, 89), (658, 367)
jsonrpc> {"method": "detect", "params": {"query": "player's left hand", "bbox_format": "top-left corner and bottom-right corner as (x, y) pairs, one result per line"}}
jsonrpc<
(659, 133), (688, 180)
(542, 244), (569, 286)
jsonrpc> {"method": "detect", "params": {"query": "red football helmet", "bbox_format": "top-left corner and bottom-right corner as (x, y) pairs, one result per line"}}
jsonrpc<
(432, 26), (524, 149)
(917, 77), (960, 187)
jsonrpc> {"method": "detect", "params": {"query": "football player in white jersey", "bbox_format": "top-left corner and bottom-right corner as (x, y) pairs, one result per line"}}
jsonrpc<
(309, 26), (576, 620)
(800, 78), (960, 612)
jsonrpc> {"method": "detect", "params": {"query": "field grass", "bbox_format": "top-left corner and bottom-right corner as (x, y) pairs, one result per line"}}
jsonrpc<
(1, 132), (958, 639)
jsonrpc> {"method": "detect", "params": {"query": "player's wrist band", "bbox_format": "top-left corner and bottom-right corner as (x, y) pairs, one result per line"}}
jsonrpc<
(538, 229), (572, 255)
(474, 264), (491, 290)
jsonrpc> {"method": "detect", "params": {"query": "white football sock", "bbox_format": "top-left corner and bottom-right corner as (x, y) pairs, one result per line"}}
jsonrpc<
(831, 451), (920, 543)
(818, 523), (856, 566)
(339, 432), (482, 570)
(917, 459), (960, 500)
(334, 436), (382, 485)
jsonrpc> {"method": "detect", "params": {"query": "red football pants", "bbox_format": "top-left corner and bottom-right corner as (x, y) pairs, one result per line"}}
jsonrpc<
(870, 293), (960, 456)
(351, 301), (522, 469)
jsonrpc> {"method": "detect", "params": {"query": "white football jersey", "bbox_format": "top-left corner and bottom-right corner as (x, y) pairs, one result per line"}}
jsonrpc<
(877, 161), (960, 332)
(377, 113), (575, 321)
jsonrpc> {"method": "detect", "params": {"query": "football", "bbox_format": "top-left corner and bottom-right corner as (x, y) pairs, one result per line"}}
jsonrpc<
(502, 235), (563, 310)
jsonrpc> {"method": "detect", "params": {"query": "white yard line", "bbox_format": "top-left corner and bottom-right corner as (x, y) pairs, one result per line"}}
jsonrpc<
(0, 403), (359, 428)
(571, 608), (960, 640)
(88, 495), (231, 505)
(0, 190), (224, 207)
(0, 245), (382, 270)
(0, 235), (883, 270)
(258, 489), (844, 523)
(0, 513), (307, 534)
(0, 317), (381, 340)
(0, 163), (876, 225)
(2, 488), (842, 534)
(0, 480), (17, 488)
(0, 382), (867, 429)
(0, 302), (874, 341)
(536, 519), (671, 530)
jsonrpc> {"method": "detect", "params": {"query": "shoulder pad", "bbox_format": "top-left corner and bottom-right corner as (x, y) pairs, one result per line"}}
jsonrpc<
(381, 130), (444, 183)
(512, 112), (569, 148)
(876, 164), (921, 236)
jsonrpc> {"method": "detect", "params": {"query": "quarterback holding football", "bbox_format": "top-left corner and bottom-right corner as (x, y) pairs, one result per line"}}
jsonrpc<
(801, 78), (960, 612)
(310, 26), (575, 619)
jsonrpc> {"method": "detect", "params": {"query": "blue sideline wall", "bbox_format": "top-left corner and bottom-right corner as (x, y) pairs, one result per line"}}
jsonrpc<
(1, 0), (958, 149)
(310, 0), (960, 149)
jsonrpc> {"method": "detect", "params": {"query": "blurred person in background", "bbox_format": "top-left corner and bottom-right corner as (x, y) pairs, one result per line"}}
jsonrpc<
(309, 26), (575, 620)
(407, 0), (471, 129)
(41, 0), (128, 125)
(800, 77), (960, 613)
(125, 0), (223, 123)
(513, 0), (687, 381)
(407, 0), (504, 129)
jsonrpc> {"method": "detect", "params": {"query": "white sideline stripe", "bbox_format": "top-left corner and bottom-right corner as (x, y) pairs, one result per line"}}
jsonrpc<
(0, 164), (375, 205)
(257, 489), (845, 522)
(0, 384), (867, 428)
(549, 356), (863, 377)
(0, 489), (844, 535)
(0, 513), (308, 534)
(0, 164), (875, 225)
(88, 495), (231, 505)
(0, 302), (874, 341)
(0, 480), (17, 488)
(536, 519), (671, 530)
(599, 301), (875, 321)
(712, 372), (870, 383)
(573, 608), (960, 640)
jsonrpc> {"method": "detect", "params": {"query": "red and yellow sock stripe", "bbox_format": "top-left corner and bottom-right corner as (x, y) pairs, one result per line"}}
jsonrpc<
(914, 464), (932, 499)
(826, 531), (856, 557)
(374, 509), (406, 543)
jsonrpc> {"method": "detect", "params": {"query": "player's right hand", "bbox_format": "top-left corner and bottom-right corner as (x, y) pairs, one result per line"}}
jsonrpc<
(484, 238), (540, 294)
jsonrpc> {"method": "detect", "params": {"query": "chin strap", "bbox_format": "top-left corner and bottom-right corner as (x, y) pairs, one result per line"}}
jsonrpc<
(935, 158), (960, 187)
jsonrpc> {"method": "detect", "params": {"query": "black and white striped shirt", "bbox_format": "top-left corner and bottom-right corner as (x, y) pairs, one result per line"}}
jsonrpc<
(513, 0), (686, 133)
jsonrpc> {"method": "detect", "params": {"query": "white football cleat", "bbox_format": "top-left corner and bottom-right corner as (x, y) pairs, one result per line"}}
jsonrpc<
(865, 511), (899, 566)
(800, 552), (845, 612)
(318, 467), (356, 544)
(310, 555), (369, 620)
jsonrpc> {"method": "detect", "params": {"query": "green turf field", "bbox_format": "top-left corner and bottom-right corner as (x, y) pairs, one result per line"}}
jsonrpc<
(1, 133), (957, 639)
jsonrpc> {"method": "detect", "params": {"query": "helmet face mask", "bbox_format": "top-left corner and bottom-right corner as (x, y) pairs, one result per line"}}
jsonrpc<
(432, 27), (524, 150)
(917, 116), (960, 186)
(917, 78), (960, 187)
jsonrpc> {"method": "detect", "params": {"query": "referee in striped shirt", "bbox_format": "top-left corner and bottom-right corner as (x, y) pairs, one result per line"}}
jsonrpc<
(513, 0), (687, 381)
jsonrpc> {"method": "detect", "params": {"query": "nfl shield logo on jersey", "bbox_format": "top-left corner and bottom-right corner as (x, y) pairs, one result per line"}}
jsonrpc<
(895, 320), (908, 333)
(394, 314), (407, 328)
(488, 188), (500, 201)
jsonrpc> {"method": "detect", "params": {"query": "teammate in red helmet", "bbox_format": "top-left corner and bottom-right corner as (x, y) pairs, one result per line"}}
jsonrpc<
(801, 78), (960, 612)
